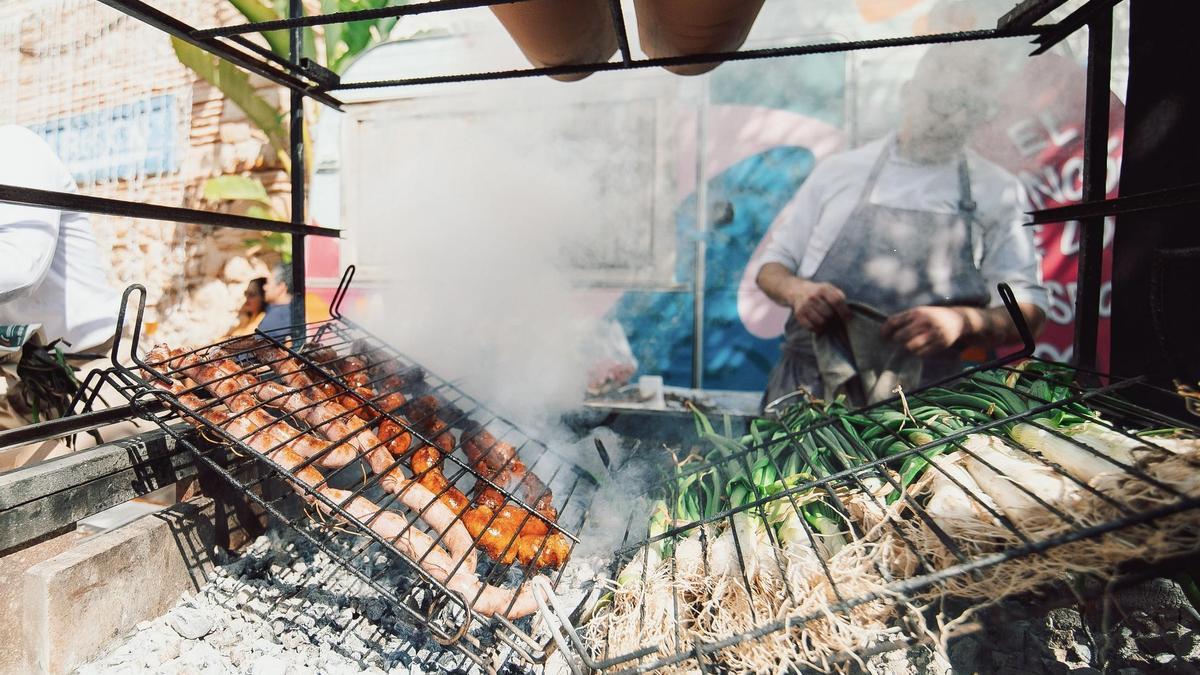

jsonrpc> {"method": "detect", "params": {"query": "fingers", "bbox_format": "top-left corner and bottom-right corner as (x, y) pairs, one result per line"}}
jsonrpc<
(791, 282), (851, 333)
(880, 310), (911, 340)
(890, 318), (928, 346)
(795, 306), (821, 331)
(820, 285), (852, 323)
(809, 297), (835, 322)
(883, 309), (939, 355)
(905, 332), (936, 357)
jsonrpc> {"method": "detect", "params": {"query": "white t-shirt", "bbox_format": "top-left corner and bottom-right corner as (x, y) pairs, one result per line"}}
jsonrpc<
(0, 125), (119, 351)
(758, 135), (1049, 311)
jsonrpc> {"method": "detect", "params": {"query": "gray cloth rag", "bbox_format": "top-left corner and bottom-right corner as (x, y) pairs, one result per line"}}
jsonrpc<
(813, 303), (923, 407)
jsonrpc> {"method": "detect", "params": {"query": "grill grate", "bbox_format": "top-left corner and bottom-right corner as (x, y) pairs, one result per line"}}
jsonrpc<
(565, 289), (1200, 673)
(94, 268), (600, 670)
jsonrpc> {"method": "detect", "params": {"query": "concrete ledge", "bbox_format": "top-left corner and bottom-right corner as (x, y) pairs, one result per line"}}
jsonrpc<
(0, 428), (197, 553)
(14, 499), (220, 675)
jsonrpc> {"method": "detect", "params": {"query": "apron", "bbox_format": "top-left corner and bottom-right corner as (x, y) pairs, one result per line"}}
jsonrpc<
(764, 142), (990, 408)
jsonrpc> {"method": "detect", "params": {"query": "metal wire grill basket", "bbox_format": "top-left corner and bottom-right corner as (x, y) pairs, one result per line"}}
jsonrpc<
(564, 287), (1200, 673)
(88, 268), (600, 671)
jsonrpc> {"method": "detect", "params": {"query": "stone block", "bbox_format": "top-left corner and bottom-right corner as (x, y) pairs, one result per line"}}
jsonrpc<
(18, 500), (220, 674)
(0, 531), (91, 675)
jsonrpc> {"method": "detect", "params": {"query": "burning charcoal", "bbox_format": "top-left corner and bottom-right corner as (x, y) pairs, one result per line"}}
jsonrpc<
(1175, 632), (1200, 659)
(362, 597), (386, 622)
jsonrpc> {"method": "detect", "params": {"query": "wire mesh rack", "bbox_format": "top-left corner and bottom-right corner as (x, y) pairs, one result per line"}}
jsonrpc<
(86, 267), (600, 672)
(550, 286), (1200, 673)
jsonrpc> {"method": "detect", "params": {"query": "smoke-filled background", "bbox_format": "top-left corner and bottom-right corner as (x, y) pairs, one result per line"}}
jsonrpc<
(355, 114), (613, 431)
(337, 75), (682, 440)
(320, 0), (1130, 421)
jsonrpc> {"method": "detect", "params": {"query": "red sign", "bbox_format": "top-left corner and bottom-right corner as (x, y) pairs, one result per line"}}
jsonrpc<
(972, 53), (1124, 371)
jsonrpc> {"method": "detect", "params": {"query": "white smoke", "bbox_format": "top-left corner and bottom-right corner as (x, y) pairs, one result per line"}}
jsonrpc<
(359, 109), (613, 433)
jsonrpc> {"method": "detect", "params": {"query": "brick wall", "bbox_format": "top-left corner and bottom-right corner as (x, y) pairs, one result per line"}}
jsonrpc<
(0, 0), (295, 347)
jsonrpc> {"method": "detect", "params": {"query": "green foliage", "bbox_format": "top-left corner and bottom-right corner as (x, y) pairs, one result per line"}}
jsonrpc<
(321, 0), (407, 74)
(203, 175), (274, 206)
(228, 0), (289, 56)
(244, 232), (293, 264)
(201, 175), (288, 260)
(173, 0), (405, 259)
(171, 37), (289, 162)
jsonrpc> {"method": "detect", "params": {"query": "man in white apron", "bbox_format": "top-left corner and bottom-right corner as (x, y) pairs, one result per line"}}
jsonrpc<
(756, 45), (1049, 408)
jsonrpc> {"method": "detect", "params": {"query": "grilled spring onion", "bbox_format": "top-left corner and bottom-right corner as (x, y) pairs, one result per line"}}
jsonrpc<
(614, 500), (672, 587)
(676, 408), (850, 580)
(930, 369), (1195, 485)
(957, 432), (1079, 523)
(923, 451), (999, 524)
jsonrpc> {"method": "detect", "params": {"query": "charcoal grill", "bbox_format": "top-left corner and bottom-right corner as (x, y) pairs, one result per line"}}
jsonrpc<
(81, 267), (601, 672)
(4, 0), (1189, 671)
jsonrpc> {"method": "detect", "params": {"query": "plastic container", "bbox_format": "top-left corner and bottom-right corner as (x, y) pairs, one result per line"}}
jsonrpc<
(638, 375), (666, 409)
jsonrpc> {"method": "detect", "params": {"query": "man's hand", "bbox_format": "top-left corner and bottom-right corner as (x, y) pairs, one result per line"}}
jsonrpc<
(881, 306), (967, 357)
(790, 280), (851, 334)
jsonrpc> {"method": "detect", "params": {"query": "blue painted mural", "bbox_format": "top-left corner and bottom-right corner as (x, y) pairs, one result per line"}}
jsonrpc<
(610, 51), (845, 393)
(612, 146), (817, 391)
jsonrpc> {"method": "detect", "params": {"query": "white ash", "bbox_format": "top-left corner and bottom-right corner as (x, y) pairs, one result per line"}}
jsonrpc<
(75, 531), (483, 675)
(76, 530), (616, 675)
(527, 554), (611, 675)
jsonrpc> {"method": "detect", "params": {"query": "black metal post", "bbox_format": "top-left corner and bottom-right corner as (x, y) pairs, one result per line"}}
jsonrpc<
(1072, 9), (1113, 370)
(289, 0), (307, 335)
(692, 86), (709, 390)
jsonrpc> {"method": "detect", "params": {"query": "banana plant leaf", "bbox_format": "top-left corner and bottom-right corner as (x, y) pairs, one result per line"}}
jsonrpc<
(203, 175), (274, 205)
(171, 38), (288, 160)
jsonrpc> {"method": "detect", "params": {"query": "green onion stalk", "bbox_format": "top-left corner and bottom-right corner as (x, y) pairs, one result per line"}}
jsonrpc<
(689, 406), (852, 572)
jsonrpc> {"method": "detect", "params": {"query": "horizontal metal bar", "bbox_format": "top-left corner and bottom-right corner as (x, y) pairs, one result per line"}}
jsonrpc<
(1026, 182), (1200, 224)
(1030, 0), (1122, 55)
(333, 27), (1045, 90)
(96, 0), (345, 110)
(195, 0), (529, 37)
(0, 184), (340, 237)
(225, 33), (297, 71)
(998, 0), (1072, 29)
(0, 402), (163, 451)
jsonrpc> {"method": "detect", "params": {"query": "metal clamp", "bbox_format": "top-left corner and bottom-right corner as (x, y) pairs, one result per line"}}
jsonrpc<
(531, 576), (661, 673)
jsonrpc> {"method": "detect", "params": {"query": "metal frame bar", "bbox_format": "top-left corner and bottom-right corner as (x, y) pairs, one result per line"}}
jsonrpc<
(1072, 6), (1114, 371)
(0, 402), (148, 450)
(1031, 0), (1123, 55)
(691, 83), (709, 390)
(998, 0), (1073, 29)
(0, 184), (339, 237)
(289, 0), (308, 331)
(605, 0), (633, 66)
(1027, 182), (1200, 224)
(331, 27), (1046, 90)
(96, 0), (344, 109)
